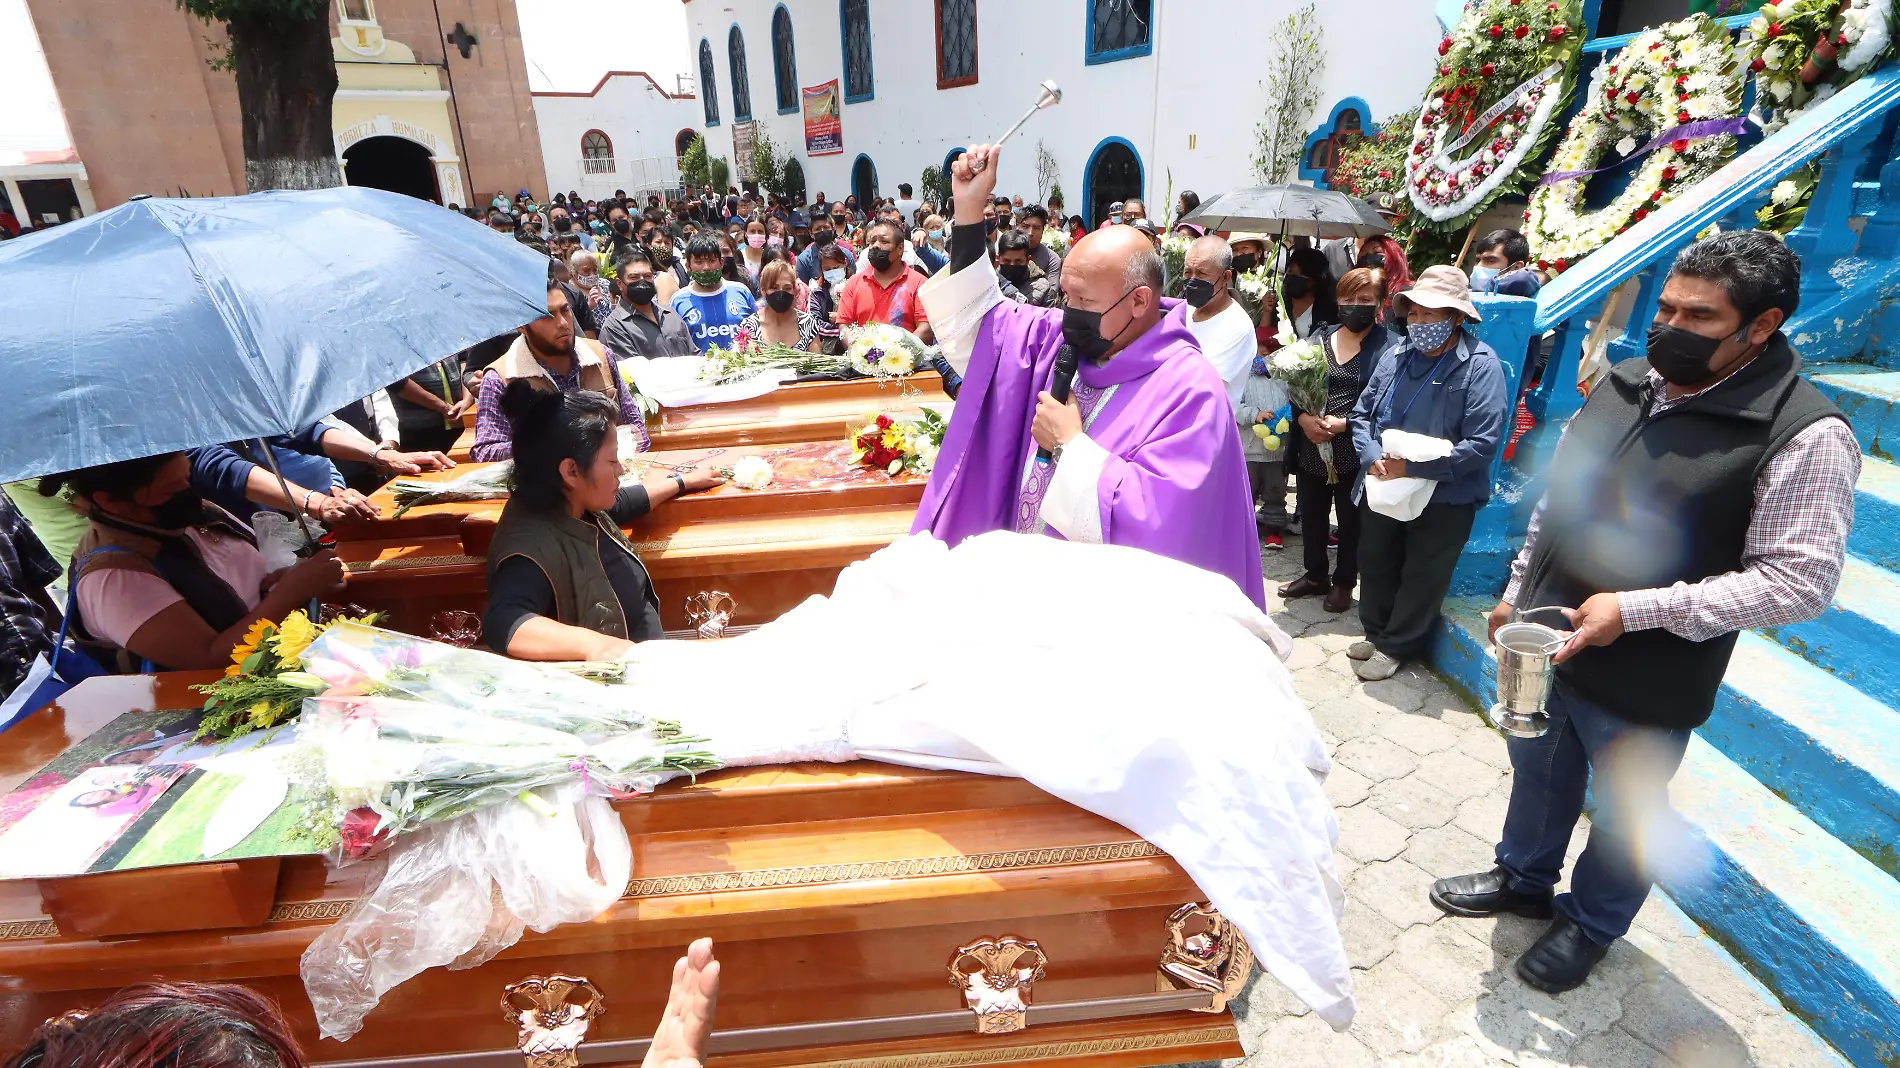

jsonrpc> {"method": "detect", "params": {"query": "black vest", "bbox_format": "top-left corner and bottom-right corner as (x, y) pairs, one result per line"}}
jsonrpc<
(1518, 336), (1839, 729)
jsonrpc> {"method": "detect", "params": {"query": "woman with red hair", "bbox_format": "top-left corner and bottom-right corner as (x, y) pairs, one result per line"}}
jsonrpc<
(1354, 234), (1411, 327)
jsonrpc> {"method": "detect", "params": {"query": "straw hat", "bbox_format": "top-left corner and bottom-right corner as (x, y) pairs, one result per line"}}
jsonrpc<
(1393, 264), (1484, 322)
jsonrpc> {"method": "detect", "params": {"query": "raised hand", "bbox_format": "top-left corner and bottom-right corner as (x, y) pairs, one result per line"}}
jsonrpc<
(642, 938), (720, 1068)
(951, 144), (1000, 227)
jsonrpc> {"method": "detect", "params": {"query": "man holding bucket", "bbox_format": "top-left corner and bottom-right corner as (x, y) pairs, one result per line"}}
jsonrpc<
(1428, 231), (1858, 993)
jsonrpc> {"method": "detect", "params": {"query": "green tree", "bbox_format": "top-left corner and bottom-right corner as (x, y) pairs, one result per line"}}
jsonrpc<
(709, 155), (731, 193)
(920, 166), (951, 208)
(751, 126), (787, 194)
(780, 157), (807, 203)
(178, 0), (341, 191)
(1251, 4), (1326, 184)
(680, 134), (711, 188)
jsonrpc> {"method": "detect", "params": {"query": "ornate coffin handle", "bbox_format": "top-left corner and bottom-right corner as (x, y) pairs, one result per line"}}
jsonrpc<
(1156, 903), (1255, 1013)
(948, 935), (1048, 1035)
(500, 974), (605, 1068)
(684, 591), (736, 639)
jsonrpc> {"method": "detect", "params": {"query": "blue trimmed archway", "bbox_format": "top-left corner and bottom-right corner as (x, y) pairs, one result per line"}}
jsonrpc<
(1081, 136), (1143, 228)
(943, 147), (967, 180)
(851, 153), (878, 207)
(1299, 97), (1374, 190)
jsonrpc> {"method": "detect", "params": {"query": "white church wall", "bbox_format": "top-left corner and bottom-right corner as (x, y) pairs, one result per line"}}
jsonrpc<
(533, 72), (703, 202)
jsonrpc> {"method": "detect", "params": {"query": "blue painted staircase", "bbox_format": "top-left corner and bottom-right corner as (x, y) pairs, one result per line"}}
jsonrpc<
(1426, 39), (1900, 1068)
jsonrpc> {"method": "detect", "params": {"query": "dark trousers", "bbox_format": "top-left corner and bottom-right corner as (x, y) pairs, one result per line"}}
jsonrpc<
(1496, 678), (1693, 946)
(1296, 471), (1360, 588)
(1357, 500), (1476, 658)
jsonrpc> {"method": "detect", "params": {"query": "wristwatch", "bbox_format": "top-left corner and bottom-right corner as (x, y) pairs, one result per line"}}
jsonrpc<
(670, 473), (687, 495)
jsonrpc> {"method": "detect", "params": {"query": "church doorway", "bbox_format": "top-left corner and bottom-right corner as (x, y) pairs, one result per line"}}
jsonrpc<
(851, 154), (878, 209)
(1083, 138), (1142, 229)
(343, 136), (441, 204)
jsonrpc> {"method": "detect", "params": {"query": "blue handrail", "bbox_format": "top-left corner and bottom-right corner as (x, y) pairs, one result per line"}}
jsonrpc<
(1533, 65), (1900, 331)
(1580, 12), (1754, 53)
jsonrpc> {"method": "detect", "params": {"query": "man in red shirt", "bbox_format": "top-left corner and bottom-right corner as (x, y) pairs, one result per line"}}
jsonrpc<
(836, 219), (934, 341)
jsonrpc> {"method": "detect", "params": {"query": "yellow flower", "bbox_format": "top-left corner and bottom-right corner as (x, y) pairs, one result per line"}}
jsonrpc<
(227, 618), (273, 675)
(273, 610), (320, 665)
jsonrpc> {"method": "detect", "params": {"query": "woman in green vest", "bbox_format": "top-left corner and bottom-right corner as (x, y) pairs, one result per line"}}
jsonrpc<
(482, 382), (720, 660)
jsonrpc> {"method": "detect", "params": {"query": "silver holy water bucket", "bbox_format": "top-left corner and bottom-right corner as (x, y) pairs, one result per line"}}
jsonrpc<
(1489, 606), (1572, 738)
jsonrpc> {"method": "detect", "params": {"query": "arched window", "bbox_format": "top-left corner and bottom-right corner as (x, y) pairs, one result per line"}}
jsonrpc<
(728, 25), (753, 123)
(699, 39), (721, 127)
(676, 129), (698, 161)
(936, 0), (977, 89)
(1086, 0), (1152, 64)
(772, 6), (799, 115)
(338, 0), (374, 22)
(841, 0), (873, 103)
(580, 130), (614, 175)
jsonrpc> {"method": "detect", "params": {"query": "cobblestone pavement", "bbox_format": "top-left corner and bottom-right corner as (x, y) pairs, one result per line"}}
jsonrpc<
(1171, 537), (1848, 1068)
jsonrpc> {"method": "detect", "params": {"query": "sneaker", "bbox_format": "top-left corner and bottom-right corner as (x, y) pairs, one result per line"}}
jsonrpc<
(1262, 532), (1284, 551)
(1353, 651), (1401, 681)
(1346, 640), (1376, 661)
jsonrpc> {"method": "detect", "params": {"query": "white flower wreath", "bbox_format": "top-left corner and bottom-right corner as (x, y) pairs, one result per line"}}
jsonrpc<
(1742, 0), (1898, 134)
(1525, 15), (1747, 273)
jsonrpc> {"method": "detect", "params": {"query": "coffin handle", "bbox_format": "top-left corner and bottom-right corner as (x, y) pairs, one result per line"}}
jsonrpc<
(500, 974), (604, 1068)
(1155, 903), (1255, 1013)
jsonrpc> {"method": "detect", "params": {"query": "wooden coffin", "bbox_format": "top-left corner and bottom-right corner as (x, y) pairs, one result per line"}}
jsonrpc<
(0, 674), (1252, 1068)
(334, 443), (925, 635)
(446, 374), (947, 461)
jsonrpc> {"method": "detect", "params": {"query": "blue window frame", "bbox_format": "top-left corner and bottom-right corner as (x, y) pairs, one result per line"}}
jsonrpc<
(699, 39), (720, 127)
(1085, 0), (1152, 65)
(1298, 98), (1372, 190)
(729, 25), (753, 123)
(772, 5), (799, 115)
(841, 0), (874, 103)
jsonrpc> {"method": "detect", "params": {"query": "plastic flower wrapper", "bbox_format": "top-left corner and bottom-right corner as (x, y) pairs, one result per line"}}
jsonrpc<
(1266, 292), (1337, 482)
(388, 463), (514, 518)
(299, 621), (665, 738)
(843, 323), (936, 381)
(697, 341), (846, 385)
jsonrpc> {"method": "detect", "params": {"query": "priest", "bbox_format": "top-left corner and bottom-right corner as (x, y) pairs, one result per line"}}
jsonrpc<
(913, 144), (1265, 606)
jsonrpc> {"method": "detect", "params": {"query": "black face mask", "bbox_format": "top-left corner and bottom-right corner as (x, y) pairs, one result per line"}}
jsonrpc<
(1647, 323), (1736, 386)
(764, 290), (797, 313)
(1358, 253), (1387, 270)
(1061, 286), (1142, 363)
(552, 217), (571, 232)
(1231, 252), (1259, 274)
(1282, 274), (1313, 299)
(723, 254), (738, 272)
(866, 247), (894, 272)
(1181, 277), (1218, 309)
(145, 488), (205, 530)
(984, 218), (1000, 235)
(612, 218), (632, 234)
(1337, 304), (1379, 332)
(625, 280), (657, 306)
(998, 263), (1031, 286)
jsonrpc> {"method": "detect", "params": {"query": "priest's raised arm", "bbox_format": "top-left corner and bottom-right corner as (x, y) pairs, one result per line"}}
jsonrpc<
(911, 144), (1266, 608)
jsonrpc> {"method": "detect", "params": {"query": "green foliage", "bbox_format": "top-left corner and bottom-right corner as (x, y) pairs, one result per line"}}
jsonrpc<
(1252, 4), (1326, 183)
(751, 126), (787, 192)
(680, 134), (711, 188)
(709, 155), (731, 192)
(177, 0), (326, 26)
(921, 165), (951, 208)
(781, 157), (807, 202)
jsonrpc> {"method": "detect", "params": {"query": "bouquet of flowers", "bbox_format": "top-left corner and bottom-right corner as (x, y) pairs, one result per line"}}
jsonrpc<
(294, 696), (715, 860)
(1232, 265), (1276, 327)
(718, 455), (775, 491)
(191, 607), (382, 742)
(848, 408), (948, 476)
(1159, 232), (1193, 298)
(1267, 292), (1336, 483)
(843, 324), (933, 381)
(388, 463), (514, 518)
(697, 342), (846, 385)
(1042, 226), (1071, 257)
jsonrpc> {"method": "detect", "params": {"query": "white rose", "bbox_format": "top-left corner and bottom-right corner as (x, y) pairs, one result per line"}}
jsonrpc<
(1771, 179), (1801, 206)
(1616, 136), (1637, 156)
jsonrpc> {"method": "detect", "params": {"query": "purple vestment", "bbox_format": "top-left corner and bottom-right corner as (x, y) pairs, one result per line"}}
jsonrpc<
(913, 293), (1267, 608)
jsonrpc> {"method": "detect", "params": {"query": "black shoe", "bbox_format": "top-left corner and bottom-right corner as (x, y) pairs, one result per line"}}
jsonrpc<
(1428, 865), (1554, 919)
(1516, 913), (1610, 993)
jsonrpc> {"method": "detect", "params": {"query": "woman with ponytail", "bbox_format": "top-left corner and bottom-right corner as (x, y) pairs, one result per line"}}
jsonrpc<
(482, 381), (722, 660)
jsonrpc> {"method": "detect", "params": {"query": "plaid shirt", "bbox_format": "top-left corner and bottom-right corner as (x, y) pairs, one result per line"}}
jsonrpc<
(0, 494), (61, 700)
(1505, 369), (1860, 642)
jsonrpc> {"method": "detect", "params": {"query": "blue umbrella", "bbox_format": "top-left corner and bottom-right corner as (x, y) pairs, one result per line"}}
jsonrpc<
(0, 186), (550, 485)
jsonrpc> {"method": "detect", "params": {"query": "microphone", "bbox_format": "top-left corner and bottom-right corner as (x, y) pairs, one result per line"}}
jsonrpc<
(1036, 345), (1081, 464)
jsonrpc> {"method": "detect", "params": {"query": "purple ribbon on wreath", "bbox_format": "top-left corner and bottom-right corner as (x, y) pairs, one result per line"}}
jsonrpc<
(1535, 116), (1751, 186)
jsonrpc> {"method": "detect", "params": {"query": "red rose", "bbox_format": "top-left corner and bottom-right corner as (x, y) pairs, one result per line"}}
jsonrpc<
(1554, 259), (1568, 270)
(875, 414), (892, 430)
(1489, 23), (1504, 37)
(1378, 169), (1392, 179)
(1514, 23), (1530, 38)
(1625, 90), (1641, 104)
(340, 807), (392, 861)
(1438, 37), (1453, 54)
(1678, 110), (1691, 123)
(1768, 21), (1784, 35)
(1547, 1), (1559, 8)
(1482, 62), (1497, 76)
(1662, 166), (1679, 180)
(1440, 65), (1451, 76)
(1536, 259), (1550, 270)
(1549, 25), (1568, 39)
(1672, 138), (1690, 152)
(1839, 32), (1850, 46)
(1649, 40), (1663, 49)
(1651, 189), (1664, 203)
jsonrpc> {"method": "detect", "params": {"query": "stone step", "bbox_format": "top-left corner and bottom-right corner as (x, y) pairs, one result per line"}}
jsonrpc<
(1431, 602), (1900, 1067)
(1850, 452), (1900, 570)
(1806, 362), (1900, 461)
(1761, 555), (1900, 707)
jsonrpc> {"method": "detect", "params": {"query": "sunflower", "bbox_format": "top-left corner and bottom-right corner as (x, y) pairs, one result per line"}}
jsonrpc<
(226, 618), (274, 677)
(272, 610), (320, 666)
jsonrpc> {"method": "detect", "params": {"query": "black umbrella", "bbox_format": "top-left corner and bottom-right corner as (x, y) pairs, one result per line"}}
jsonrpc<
(1181, 185), (1391, 240)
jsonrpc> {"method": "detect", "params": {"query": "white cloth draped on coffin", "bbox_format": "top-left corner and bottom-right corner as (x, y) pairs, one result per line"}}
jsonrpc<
(616, 531), (1354, 1027)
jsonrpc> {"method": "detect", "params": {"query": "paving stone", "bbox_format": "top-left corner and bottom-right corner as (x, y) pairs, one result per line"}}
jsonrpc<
(1456, 725), (1516, 770)
(1452, 910), (1548, 962)
(1282, 639), (1328, 672)
(1337, 802), (1412, 863)
(1348, 958), (1456, 1057)
(1311, 699), (1382, 745)
(1461, 962), (1635, 1064)
(1325, 650), (1364, 678)
(1282, 595), (1341, 625)
(1294, 668), (1354, 705)
(1384, 1033), (1522, 1067)
(1743, 1010), (1855, 1068)
(1630, 894), (1701, 944)
(1347, 857), (1443, 930)
(1414, 749), (1504, 802)
(1370, 774), (1460, 830)
(1412, 686), (1487, 729)
(1361, 675), (1428, 712)
(1389, 921), (1503, 1005)
(1339, 894), (1404, 970)
(1616, 969), (1747, 1059)
(1563, 1026), (1670, 1068)
(1333, 736), (1419, 783)
(1322, 765), (1373, 808)
(1303, 616), (1367, 641)
(1402, 823), (1497, 881)
(1232, 966), (1311, 1022)
(1651, 940), (1774, 1033)
(1245, 1011), (1380, 1068)
(1453, 787), (1513, 843)
(1379, 711), (1462, 755)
